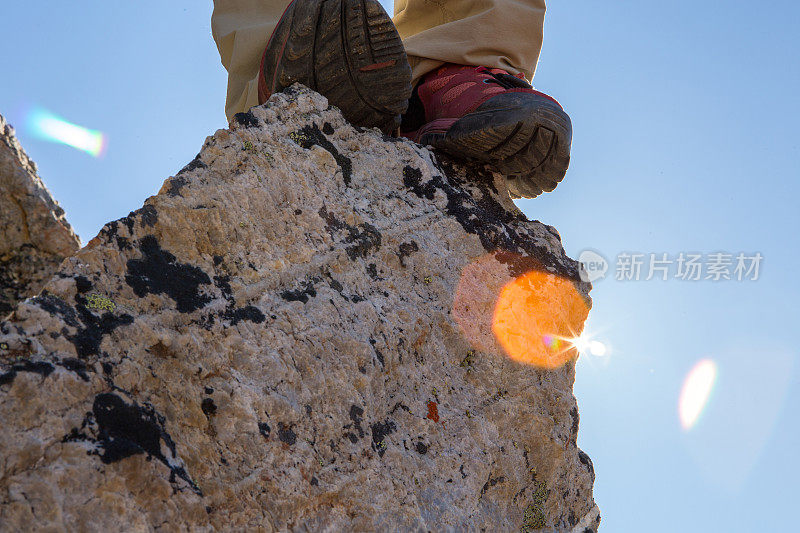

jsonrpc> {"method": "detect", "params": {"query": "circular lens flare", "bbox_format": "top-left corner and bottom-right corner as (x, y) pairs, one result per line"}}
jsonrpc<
(679, 359), (718, 430)
(492, 269), (590, 369)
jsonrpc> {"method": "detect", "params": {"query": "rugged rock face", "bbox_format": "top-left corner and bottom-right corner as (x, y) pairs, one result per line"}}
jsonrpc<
(0, 86), (599, 532)
(0, 114), (81, 317)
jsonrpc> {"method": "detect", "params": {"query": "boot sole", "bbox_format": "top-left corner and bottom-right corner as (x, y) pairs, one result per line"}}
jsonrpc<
(260, 0), (412, 134)
(418, 93), (572, 198)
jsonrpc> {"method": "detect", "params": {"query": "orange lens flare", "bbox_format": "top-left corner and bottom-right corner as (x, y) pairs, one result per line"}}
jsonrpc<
(452, 253), (591, 369)
(492, 270), (590, 369)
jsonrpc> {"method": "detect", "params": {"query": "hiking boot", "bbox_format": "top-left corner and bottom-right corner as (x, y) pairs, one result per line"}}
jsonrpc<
(400, 64), (572, 198)
(258, 0), (412, 134)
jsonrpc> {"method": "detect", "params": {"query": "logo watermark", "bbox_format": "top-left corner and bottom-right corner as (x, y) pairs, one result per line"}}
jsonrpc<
(578, 249), (609, 282)
(577, 250), (762, 282)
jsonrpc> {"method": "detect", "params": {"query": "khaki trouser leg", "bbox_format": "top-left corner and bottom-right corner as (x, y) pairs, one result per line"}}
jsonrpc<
(212, 0), (546, 122)
(394, 0), (545, 84)
(212, 0), (291, 122)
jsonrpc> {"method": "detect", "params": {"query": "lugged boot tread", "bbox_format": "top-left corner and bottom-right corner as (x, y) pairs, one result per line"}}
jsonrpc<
(419, 93), (572, 198)
(262, 0), (412, 134)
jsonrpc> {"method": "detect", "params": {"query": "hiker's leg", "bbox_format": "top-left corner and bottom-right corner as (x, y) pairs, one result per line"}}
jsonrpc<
(392, 0), (546, 84)
(212, 0), (289, 122)
(212, 0), (411, 132)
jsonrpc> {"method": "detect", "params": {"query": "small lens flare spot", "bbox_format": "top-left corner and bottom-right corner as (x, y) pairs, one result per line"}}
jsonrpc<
(26, 106), (107, 157)
(589, 340), (607, 357)
(679, 359), (718, 430)
(542, 334), (563, 351)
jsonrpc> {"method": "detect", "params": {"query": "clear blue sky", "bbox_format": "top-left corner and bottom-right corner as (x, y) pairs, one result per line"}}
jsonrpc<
(2, 2), (798, 530)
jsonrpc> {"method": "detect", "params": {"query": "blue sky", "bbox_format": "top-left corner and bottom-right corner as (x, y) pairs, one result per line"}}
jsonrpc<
(2, 1), (798, 530)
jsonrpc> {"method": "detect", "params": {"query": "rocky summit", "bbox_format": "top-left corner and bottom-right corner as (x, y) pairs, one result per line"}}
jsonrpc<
(0, 114), (81, 317)
(0, 86), (599, 532)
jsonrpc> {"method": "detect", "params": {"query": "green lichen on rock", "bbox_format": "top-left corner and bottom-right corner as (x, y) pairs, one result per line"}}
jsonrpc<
(86, 294), (115, 312)
(521, 480), (549, 532)
(289, 131), (310, 146)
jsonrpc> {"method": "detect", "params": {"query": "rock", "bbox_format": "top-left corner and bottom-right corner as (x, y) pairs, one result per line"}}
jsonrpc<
(0, 86), (599, 532)
(0, 114), (81, 317)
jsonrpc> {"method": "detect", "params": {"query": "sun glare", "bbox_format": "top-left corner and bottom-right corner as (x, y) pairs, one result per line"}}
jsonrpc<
(26, 106), (107, 157)
(569, 333), (608, 357)
(679, 359), (718, 430)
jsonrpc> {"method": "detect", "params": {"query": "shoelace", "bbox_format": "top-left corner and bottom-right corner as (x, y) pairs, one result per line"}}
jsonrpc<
(475, 67), (533, 90)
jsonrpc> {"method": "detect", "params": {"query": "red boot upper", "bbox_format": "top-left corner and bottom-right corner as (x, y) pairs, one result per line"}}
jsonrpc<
(401, 63), (562, 141)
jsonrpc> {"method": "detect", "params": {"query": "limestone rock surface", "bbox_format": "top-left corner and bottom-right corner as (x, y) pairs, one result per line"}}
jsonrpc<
(0, 86), (599, 532)
(0, 114), (81, 316)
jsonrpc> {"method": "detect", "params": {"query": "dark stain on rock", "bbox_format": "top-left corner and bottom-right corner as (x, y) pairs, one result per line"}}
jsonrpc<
(327, 278), (348, 301)
(59, 357), (91, 381)
(93, 393), (161, 463)
(322, 122), (335, 135)
(111, 204), (158, 235)
(201, 398), (217, 417)
(578, 450), (595, 482)
(166, 175), (189, 197)
(232, 111), (259, 129)
(173, 154), (208, 197)
(32, 293), (80, 327)
(0, 360), (55, 387)
(137, 205), (159, 228)
(280, 280), (317, 303)
(390, 402), (410, 415)
(74, 276), (92, 294)
(402, 166), (435, 200)
(480, 474), (506, 496)
(84, 392), (201, 494)
(292, 124), (353, 185)
(402, 162), (583, 283)
(120, 216), (135, 234)
(397, 241), (419, 267)
(98, 220), (124, 242)
(318, 206), (382, 260)
(415, 441), (428, 455)
(258, 422), (271, 439)
(125, 235), (212, 313)
(370, 419), (396, 457)
(344, 224), (381, 260)
(213, 275), (233, 300)
(116, 236), (132, 250)
(71, 296), (134, 358)
(569, 510), (578, 526)
(374, 348), (385, 367)
(570, 406), (579, 436)
(349, 405), (365, 439)
(30, 294), (133, 358)
(366, 263), (379, 280)
(223, 305), (266, 325)
(278, 423), (297, 445)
